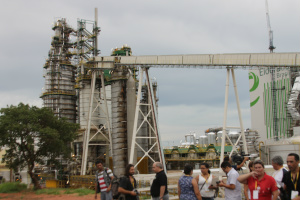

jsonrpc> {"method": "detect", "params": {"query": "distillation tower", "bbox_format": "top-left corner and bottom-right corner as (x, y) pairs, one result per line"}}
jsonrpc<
(41, 19), (77, 123)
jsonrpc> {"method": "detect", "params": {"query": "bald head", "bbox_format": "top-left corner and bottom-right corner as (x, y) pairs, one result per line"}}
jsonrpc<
(152, 162), (163, 173)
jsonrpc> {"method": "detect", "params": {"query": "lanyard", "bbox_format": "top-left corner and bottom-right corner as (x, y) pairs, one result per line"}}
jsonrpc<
(255, 180), (257, 190)
(291, 172), (299, 190)
(201, 174), (210, 183)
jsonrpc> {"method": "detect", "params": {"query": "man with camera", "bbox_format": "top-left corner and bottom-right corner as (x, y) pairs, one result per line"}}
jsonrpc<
(224, 155), (249, 171)
(118, 164), (139, 200)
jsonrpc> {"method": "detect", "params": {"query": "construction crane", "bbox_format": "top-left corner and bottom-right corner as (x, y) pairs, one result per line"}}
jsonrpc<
(265, 0), (275, 53)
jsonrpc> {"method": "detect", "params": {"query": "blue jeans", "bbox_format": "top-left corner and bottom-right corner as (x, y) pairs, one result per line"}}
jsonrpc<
(152, 193), (169, 200)
(100, 191), (112, 200)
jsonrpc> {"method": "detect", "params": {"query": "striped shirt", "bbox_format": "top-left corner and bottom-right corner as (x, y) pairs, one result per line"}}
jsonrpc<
(95, 168), (113, 192)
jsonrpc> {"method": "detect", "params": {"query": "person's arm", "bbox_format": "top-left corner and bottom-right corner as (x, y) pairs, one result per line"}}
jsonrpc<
(236, 157), (249, 170)
(218, 181), (236, 190)
(159, 186), (166, 199)
(95, 181), (98, 199)
(106, 170), (114, 192)
(208, 185), (218, 189)
(243, 183), (249, 200)
(237, 171), (257, 184)
(95, 174), (98, 199)
(118, 187), (137, 196)
(192, 178), (202, 200)
(177, 182), (181, 198)
(272, 189), (279, 200)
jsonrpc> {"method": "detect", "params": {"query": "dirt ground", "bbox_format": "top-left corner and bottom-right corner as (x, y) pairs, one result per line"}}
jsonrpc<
(0, 192), (96, 200)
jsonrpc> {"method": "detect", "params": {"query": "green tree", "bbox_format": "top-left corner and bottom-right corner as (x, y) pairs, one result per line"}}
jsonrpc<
(0, 103), (79, 189)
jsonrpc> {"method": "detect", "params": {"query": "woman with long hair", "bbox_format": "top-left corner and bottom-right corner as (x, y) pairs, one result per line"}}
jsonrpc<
(178, 164), (202, 200)
(195, 163), (217, 200)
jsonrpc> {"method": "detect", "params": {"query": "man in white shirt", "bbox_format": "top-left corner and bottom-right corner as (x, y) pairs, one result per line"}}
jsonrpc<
(218, 161), (242, 200)
(271, 156), (287, 189)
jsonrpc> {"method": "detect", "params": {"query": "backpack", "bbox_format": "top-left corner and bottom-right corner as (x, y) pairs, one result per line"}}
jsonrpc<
(103, 168), (112, 187)
(111, 176), (121, 199)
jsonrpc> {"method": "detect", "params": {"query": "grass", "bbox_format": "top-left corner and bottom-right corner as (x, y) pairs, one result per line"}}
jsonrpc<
(0, 183), (94, 197)
(0, 182), (27, 193)
(35, 188), (63, 195)
(63, 188), (95, 196)
(35, 188), (94, 196)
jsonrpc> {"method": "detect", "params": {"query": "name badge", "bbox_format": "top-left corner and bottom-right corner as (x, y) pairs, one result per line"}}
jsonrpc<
(253, 190), (259, 199)
(291, 190), (298, 199)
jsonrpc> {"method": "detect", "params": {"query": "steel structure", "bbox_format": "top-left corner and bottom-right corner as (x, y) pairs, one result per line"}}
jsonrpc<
(42, 13), (300, 174)
(91, 52), (300, 171)
(93, 53), (300, 68)
(129, 67), (166, 172)
(265, 0), (275, 53)
(41, 10), (105, 175)
(41, 18), (77, 123)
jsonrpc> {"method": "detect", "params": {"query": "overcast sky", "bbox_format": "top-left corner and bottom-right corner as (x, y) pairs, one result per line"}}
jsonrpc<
(1, 1), (300, 145)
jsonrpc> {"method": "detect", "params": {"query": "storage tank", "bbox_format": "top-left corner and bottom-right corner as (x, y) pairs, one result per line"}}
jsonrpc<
(207, 132), (216, 145)
(217, 131), (223, 146)
(228, 131), (239, 144)
(199, 135), (208, 147)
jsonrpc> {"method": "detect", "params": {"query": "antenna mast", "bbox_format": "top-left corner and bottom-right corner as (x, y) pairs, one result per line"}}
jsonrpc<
(265, 0), (275, 53)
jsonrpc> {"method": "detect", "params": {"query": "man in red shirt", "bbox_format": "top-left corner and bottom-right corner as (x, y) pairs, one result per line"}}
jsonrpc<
(238, 160), (278, 200)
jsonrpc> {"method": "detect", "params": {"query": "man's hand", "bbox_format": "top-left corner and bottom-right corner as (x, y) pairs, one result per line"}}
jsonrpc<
(217, 181), (225, 187)
(130, 191), (137, 196)
(106, 187), (111, 192)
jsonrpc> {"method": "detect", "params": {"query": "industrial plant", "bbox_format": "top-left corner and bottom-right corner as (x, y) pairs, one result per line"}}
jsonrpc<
(2, 6), (300, 199)
(40, 10), (160, 177)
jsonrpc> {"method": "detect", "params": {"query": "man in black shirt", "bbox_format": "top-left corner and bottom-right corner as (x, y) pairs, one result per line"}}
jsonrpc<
(150, 162), (169, 200)
(282, 153), (300, 200)
(118, 164), (138, 200)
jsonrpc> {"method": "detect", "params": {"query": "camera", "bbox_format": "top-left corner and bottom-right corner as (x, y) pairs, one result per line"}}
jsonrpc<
(216, 181), (220, 185)
(231, 154), (244, 165)
(133, 189), (139, 195)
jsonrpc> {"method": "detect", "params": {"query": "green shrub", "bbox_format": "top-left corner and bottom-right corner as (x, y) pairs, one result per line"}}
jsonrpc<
(0, 182), (27, 193)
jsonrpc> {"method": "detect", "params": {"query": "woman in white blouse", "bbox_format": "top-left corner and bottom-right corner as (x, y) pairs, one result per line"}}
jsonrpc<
(195, 163), (218, 200)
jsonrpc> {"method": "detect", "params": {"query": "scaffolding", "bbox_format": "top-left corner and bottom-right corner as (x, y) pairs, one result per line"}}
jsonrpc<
(41, 18), (77, 123)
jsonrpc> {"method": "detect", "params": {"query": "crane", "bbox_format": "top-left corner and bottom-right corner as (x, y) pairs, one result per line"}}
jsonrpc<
(265, 0), (275, 53)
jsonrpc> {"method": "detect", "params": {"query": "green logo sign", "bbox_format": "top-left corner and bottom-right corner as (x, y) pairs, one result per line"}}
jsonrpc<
(249, 72), (260, 107)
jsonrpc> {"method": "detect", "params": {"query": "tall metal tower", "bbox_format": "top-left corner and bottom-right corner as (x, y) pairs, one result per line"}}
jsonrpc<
(265, 0), (275, 53)
(41, 19), (77, 123)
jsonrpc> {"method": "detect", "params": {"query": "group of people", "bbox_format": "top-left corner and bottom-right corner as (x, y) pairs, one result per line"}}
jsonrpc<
(94, 160), (168, 200)
(94, 153), (300, 200)
(177, 153), (300, 200)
